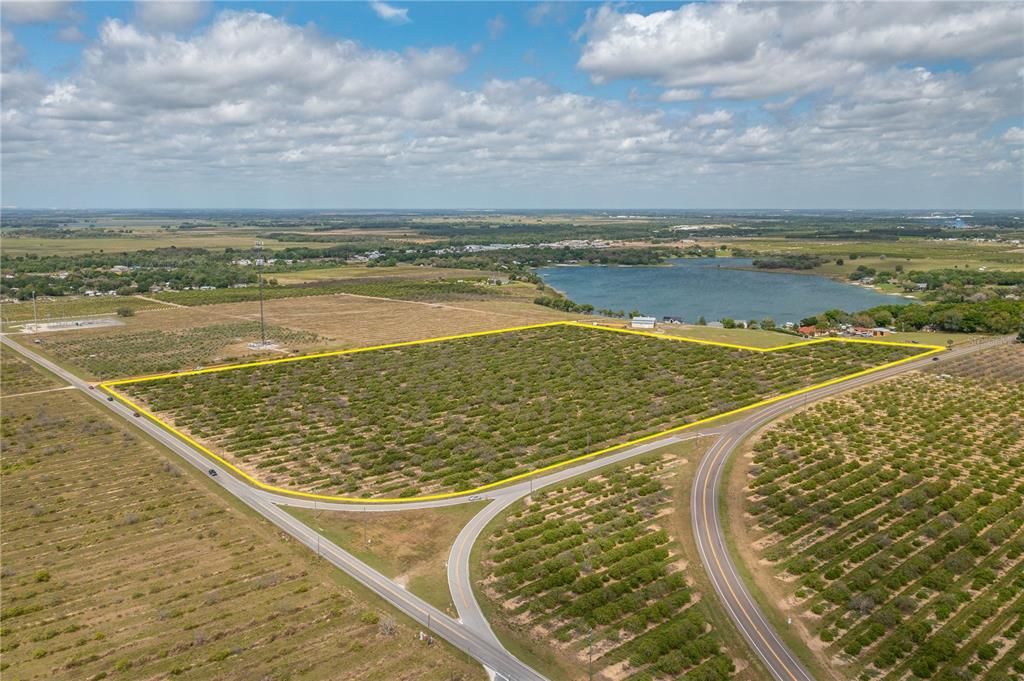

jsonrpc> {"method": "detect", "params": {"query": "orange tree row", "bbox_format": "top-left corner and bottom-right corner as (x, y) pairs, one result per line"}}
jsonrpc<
(124, 325), (926, 498)
(746, 349), (1024, 680)
(480, 456), (737, 680)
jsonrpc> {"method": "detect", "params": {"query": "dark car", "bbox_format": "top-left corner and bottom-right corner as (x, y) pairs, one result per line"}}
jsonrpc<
(208, 469), (218, 477)
(932, 356), (939, 361)
(107, 396), (114, 402)
(133, 411), (141, 417)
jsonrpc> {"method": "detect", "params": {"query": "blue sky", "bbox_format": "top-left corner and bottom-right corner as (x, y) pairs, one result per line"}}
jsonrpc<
(2, 1), (1022, 209)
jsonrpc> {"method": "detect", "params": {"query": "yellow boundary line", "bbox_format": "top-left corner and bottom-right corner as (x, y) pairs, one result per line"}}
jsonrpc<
(99, 320), (944, 504)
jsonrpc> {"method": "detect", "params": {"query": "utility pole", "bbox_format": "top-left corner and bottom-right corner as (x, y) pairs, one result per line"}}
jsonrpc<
(32, 290), (38, 326)
(255, 240), (267, 348)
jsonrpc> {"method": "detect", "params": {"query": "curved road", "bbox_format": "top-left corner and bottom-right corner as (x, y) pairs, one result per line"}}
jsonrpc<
(3, 333), (1007, 681)
(690, 336), (1009, 681)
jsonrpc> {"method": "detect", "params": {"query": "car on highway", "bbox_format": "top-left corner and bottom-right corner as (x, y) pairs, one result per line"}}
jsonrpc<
(208, 469), (218, 476)
(132, 411), (141, 417)
(106, 396), (114, 402)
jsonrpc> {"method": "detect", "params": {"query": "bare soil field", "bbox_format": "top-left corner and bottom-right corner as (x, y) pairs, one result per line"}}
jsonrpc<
(286, 503), (486, 613)
(0, 387), (483, 681)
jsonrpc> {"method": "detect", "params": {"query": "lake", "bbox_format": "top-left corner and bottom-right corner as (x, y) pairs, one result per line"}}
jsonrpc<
(536, 258), (910, 325)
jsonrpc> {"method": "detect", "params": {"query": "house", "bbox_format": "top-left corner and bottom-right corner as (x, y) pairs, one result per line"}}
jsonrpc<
(661, 316), (683, 325)
(630, 316), (657, 330)
(870, 327), (892, 337)
(783, 321), (795, 330)
(110, 265), (131, 275)
(798, 325), (818, 337)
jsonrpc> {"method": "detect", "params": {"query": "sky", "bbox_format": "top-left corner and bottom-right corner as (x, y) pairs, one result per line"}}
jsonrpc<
(1, 0), (1022, 209)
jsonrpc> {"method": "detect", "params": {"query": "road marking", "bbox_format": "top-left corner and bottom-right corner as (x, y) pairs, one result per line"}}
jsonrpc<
(98, 320), (944, 504)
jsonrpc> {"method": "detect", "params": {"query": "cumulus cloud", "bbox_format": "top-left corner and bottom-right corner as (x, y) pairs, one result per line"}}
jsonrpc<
(1001, 127), (1024, 144)
(690, 110), (733, 128)
(487, 14), (506, 40)
(134, 1), (210, 32)
(1, 8), (1020, 208)
(369, 1), (410, 25)
(527, 2), (568, 27)
(1, 0), (76, 24)
(54, 24), (83, 42)
(578, 2), (1024, 99)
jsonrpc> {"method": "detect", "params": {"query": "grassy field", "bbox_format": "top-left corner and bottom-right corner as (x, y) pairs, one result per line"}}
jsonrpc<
(0, 388), (484, 681)
(720, 238), (1024, 282)
(36, 321), (324, 379)
(475, 451), (756, 681)
(735, 344), (1024, 680)
(1, 346), (62, 394)
(723, 238), (1024, 268)
(1, 295), (166, 323)
(285, 503), (486, 613)
(19, 291), (571, 381)
(151, 279), (511, 307)
(122, 324), (927, 499)
(271, 264), (492, 284)
(658, 324), (802, 348)
(0, 229), (339, 256)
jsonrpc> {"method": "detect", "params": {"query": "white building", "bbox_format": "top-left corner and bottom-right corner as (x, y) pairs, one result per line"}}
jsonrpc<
(630, 316), (657, 330)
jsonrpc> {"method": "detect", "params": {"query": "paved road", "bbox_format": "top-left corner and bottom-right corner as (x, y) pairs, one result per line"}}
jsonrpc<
(690, 336), (1010, 681)
(0, 336), (545, 681)
(4, 333), (1007, 681)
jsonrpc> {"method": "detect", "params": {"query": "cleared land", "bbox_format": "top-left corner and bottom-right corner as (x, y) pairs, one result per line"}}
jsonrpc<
(0, 388), (483, 681)
(271, 264), (492, 284)
(737, 344), (1024, 680)
(0, 229), (336, 256)
(120, 324), (927, 499)
(285, 503), (486, 612)
(1, 295), (164, 323)
(476, 453), (754, 681)
(151, 278), (510, 307)
(38, 320), (323, 378)
(25, 289), (570, 380)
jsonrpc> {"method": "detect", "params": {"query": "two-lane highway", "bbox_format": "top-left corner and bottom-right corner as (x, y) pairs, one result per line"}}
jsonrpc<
(4, 331), (1006, 681)
(0, 335), (546, 681)
(690, 336), (1010, 681)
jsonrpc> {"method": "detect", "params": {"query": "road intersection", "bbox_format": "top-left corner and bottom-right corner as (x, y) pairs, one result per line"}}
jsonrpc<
(2, 333), (1006, 680)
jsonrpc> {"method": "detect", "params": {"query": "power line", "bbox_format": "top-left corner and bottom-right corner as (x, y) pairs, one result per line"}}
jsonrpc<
(255, 240), (267, 348)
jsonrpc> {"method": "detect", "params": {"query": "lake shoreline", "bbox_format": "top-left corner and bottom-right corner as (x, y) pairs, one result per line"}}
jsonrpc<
(535, 257), (913, 324)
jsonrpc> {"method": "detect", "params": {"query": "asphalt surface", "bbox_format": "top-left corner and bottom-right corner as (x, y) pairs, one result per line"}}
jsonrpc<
(690, 336), (1009, 681)
(0, 336), (545, 681)
(3, 333), (1007, 681)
